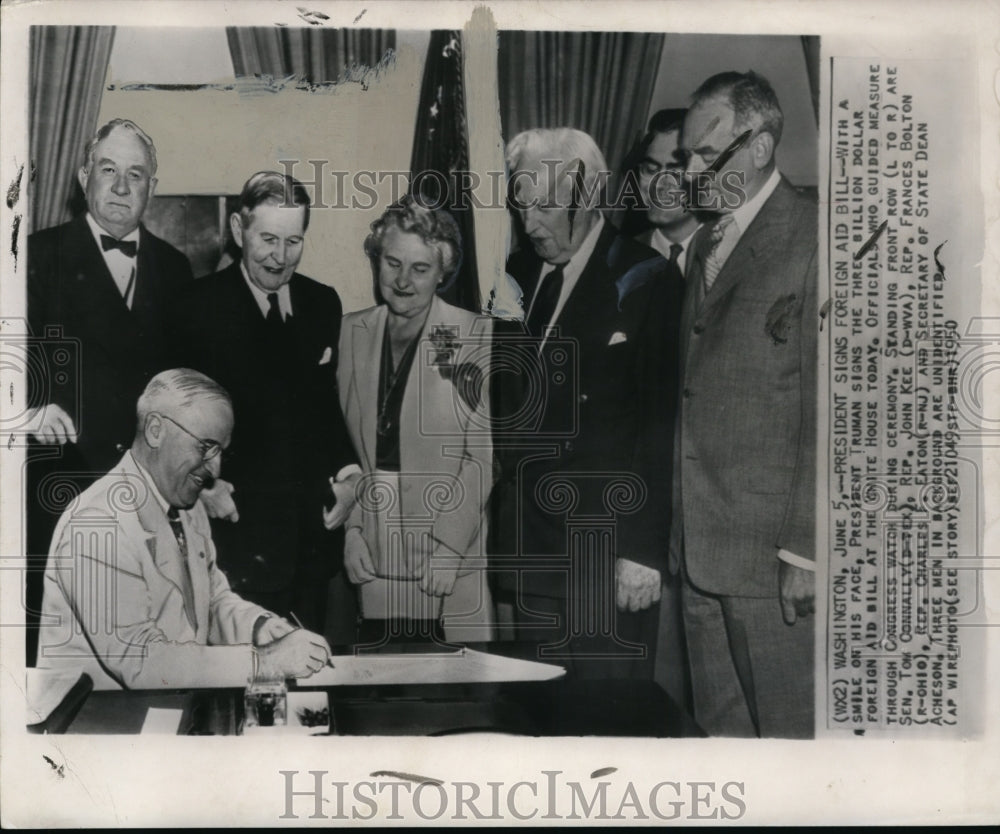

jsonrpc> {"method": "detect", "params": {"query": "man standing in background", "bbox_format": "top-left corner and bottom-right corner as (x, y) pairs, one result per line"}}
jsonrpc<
(171, 172), (360, 638)
(632, 107), (703, 712)
(25, 118), (194, 657)
(492, 128), (683, 678)
(673, 71), (817, 737)
(634, 108), (702, 276)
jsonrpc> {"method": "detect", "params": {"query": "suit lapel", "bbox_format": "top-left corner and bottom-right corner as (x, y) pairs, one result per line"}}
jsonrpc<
(131, 224), (160, 319)
(352, 306), (385, 468)
(288, 274), (317, 361)
(126, 455), (197, 632)
(699, 178), (795, 315)
(556, 223), (618, 334)
(400, 297), (472, 487)
(66, 216), (138, 346)
(185, 521), (211, 639)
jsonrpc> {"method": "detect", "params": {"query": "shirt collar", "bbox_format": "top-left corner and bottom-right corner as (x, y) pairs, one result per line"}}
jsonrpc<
(85, 212), (140, 249)
(240, 262), (293, 320)
(541, 213), (605, 284)
(129, 451), (172, 517)
(730, 167), (781, 237)
(652, 223), (699, 254)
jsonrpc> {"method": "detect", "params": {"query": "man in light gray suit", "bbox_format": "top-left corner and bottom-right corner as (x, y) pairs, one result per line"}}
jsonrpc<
(672, 71), (817, 737)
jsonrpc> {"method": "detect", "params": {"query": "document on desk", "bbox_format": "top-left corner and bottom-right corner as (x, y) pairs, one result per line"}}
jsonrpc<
(298, 649), (566, 687)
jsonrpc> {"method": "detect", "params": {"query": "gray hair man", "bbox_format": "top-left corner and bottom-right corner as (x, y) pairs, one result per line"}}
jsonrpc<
(672, 71), (817, 737)
(36, 369), (331, 690)
(491, 127), (683, 679)
(25, 118), (195, 663)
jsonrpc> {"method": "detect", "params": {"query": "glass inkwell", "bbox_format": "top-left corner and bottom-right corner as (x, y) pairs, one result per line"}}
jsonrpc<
(244, 648), (288, 729)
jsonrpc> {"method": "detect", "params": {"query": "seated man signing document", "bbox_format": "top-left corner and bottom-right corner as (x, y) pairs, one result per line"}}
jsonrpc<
(36, 369), (331, 690)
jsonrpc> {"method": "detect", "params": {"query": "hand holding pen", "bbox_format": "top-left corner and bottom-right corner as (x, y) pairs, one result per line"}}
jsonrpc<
(254, 611), (333, 678)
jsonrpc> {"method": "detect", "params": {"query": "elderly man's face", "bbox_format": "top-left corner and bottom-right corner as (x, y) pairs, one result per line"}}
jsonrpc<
(681, 97), (761, 212)
(638, 128), (688, 228)
(78, 126), (157, 239)
(150, 398), (233, 509)
(231, 202), (307, 292)
(512, 158), (592, 265)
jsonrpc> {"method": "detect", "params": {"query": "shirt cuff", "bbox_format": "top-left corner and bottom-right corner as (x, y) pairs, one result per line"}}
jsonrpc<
(334, 464), (362, 482)
(251, 613), (273, 646)
(777, 548), (815, 572)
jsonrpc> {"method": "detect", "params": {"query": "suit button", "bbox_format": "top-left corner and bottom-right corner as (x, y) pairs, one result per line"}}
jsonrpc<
(578, 394), (588, 403)
(693, 324), (704, 335)
(683, 388), (692, 398)
(563, 440), (574, 452)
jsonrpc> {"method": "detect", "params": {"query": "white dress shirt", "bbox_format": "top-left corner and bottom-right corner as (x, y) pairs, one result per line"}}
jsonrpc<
(648, 225), (700, 276)
(85, 213), (140, 308)
(240, 263), (293, 321)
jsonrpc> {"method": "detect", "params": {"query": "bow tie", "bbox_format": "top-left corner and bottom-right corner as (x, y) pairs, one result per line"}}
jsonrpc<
(101, 234), (137, 258)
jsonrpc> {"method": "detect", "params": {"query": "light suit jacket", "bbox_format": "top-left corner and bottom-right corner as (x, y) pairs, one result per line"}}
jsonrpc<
(670, 177), (818, 598)
(37, 452), (268, 690)
(338, 297), (494, 625)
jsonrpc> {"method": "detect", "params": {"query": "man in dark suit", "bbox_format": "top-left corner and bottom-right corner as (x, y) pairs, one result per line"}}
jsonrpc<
(490, 128), (684, 678)
(631, 108), (703, 711)
(25, 119), (194, 657)
(634, 109), (702, 275)
(170, 172), (360, 635)
(672, 71), (817, 737)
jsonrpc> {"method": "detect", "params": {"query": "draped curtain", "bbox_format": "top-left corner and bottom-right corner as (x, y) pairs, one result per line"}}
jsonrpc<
(498, 31), (665, 176)
(226, 27), (395, 81)
(410, 31), (480, 313)
(30, 26), (116, 232)
(801, 35), (821, 126)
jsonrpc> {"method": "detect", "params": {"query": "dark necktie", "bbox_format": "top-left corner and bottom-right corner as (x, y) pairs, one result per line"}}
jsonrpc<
(265, 292), (283, 327)
(100, 234), (137, 258)
(526, 265), (564, 339)
(668, 242), (685, 285)
(167, 507), (198, 630)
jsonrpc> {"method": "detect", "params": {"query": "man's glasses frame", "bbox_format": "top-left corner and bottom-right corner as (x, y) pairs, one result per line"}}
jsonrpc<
(155, 412), (226, 462)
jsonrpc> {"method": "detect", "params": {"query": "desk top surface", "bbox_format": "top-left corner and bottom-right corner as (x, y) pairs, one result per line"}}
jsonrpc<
(55, 641), (704, 738)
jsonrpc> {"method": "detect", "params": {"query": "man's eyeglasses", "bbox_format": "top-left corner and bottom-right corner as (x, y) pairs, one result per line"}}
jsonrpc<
(157, 413), (226, 462)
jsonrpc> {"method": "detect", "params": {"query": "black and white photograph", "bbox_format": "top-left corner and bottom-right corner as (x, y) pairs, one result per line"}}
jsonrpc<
(0, 0), (997, 827)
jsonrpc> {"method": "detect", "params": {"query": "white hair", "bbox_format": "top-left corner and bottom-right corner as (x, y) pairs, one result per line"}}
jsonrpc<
(505, 128), (609, 209)
(136, 368), (231, 430)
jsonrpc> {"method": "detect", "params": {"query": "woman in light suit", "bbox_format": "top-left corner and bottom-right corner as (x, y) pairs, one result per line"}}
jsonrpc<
(337, 196), (495, 642)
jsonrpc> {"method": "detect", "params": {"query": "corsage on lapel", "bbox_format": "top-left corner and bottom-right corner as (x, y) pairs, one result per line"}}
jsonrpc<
(430, 324), (482, 411)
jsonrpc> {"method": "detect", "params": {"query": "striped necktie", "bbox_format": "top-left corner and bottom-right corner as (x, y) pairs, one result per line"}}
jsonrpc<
(702, 214), (735, 294)
(167, 507), (198, 630)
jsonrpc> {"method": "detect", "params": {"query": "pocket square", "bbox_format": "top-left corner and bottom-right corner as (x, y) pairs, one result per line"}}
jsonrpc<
(608, 331), (628, 346)
(318, 346), (333, 365)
